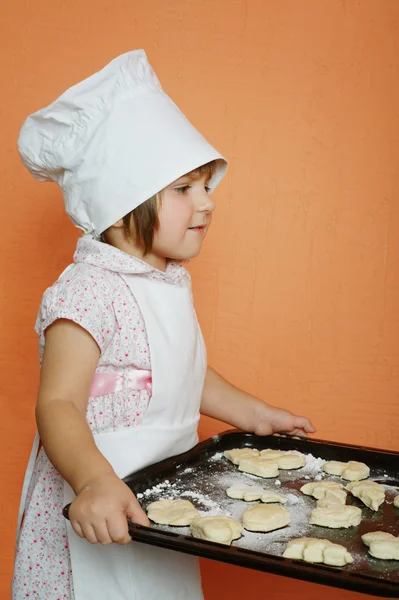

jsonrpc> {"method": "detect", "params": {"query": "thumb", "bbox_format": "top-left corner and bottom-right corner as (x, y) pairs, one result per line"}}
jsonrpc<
(125, 495), (151, 527)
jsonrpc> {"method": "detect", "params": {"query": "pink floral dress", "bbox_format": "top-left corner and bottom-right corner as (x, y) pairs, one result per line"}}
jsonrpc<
(13, 235), (190, 600)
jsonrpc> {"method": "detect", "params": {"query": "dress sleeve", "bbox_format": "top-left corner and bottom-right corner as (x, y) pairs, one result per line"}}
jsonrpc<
(35, 267), (116, 354)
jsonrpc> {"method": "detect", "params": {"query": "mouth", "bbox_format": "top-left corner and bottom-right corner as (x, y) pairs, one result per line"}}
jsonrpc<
(188, 225), (206, 233)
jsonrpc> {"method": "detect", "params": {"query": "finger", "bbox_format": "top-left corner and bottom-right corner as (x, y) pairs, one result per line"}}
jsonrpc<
(81, 523), (99, 544)
(294, 417), (316, 433)
(70, 520), (84, 538)
(289, 428), (307, 437)
(92, 521), (113, 545)
(126, 498), (151, 528)
(107, 513), (131, 544)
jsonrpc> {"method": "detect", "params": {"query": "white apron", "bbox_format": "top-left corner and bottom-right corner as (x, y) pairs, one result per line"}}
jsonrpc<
(17, 272), (207, 600)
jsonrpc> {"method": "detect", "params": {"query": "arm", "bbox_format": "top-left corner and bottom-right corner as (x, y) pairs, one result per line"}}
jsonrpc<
(200, 367), (315, 436)
(37, 319), (149, 544)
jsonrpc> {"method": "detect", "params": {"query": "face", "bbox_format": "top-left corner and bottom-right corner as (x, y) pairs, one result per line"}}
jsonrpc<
(148, 172), (216, 268)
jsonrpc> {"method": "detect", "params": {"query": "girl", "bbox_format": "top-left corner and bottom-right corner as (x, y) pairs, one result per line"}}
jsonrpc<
(13, 50), (315, 600)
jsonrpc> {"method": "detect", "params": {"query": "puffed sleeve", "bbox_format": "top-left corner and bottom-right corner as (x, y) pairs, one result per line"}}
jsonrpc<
(35, 265), (116, 354)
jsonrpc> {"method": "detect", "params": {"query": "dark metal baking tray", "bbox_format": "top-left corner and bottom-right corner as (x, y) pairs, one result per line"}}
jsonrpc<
(123, 430), (399, 598)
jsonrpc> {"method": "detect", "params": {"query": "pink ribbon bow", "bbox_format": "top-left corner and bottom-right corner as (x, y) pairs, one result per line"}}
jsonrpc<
(89, 369), (152, 397)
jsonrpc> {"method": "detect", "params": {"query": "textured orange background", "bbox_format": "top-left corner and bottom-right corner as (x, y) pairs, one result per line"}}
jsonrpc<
(1, 1), (399, 598)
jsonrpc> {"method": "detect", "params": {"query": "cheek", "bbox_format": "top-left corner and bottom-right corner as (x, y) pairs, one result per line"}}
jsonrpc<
(158, 199), (192, 237)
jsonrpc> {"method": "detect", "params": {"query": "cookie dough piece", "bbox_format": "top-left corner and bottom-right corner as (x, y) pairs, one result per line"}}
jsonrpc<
(301, 481), (346, 501)
(226, 483), (287, 504)
(238, 456), (279, 478)
(147, 499), (200, 526)
(224, 448), (259, 465)
(260, 449), (306, 469)
(259, 490), (288, 504)
(242, 504), (290, 532)
(277, 451), (306, 470)
(283, 537), (353, 566)
(190, 516), (243, 546)
(361, 531), (399, 560)
(393, 495), (399, 508)
(362, 531), (396, 545)
(346, 480), (385, 512)
(309, 505), (362, 528)
(323, 460), (370, 481)
(301, 481), (347, 508)
(259, 449), (286, 460)
(226, 483), (266, 501)
(316, 491), (347, 508)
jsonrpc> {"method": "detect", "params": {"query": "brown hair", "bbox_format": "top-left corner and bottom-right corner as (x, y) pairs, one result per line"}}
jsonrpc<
(101, 160), (217, 254)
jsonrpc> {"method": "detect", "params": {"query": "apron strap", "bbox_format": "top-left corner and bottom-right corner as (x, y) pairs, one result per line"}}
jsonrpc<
(16, 431), (40, 544)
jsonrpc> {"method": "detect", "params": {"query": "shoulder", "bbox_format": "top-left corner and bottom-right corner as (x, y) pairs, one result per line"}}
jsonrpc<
(36, 263), (121, 351)
(40, 263), (115, 309)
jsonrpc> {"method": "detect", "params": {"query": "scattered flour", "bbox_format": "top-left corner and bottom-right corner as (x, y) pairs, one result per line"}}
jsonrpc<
(182, 467), (194, 474)
(209, 451), (224, 462)
(180, 490), (220, 510)
(301, 453), (325, 475)
(285, 493), (300, 505)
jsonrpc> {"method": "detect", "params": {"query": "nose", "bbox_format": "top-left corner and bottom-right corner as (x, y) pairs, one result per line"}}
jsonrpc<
(196, 189), (216, 213)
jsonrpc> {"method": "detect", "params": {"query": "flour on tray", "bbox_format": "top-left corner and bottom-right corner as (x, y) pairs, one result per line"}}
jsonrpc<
(209, 451), (224, 462)
(180, 490), (221, 511)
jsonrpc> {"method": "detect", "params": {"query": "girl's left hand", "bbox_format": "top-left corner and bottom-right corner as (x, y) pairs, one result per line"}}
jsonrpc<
(253, 405), (316, 438)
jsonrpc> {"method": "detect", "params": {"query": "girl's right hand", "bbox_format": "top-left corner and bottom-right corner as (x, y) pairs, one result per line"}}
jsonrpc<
(68, 474), (150, 545)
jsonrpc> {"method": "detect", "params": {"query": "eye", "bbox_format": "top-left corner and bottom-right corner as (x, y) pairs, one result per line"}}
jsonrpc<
(175, 185), (190, 194)
(205, 185), (211, 194)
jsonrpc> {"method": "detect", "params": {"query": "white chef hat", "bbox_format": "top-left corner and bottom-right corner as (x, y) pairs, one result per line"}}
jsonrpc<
(18, 50), (227, 235)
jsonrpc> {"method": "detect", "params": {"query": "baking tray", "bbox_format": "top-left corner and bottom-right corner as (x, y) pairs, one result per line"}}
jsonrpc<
(122, 430), (399, 598)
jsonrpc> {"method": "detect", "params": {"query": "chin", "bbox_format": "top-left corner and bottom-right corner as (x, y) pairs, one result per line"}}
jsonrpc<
(168, 253), (199, 263)
(167, 246), (202, 262)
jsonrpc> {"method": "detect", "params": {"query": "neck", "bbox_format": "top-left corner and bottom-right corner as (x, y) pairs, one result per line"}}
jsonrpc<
(106, 235), (167, 272)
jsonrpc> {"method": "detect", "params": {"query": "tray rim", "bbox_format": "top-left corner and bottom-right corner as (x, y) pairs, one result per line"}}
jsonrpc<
(124, 429), (399, 598)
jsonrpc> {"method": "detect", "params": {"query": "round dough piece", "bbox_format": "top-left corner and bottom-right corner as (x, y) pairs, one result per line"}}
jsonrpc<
(190, 516), (243, 546)
(260, 449), (306, 469)
(323, 460), (370, 481)
(309, 505), (362, 528)
(394, 496), (399, 508)
(242, 504), (290, 532)
(346, 480), (385, 512)
(226, 483), (287, 504)
(361, 531), (399, 560)
(322, 461), (347, 476)
(147, 499), (200, 526)
(283, 537), (353, 566)
(238, 456), (279, 478)
(277, 451), (306, 470)
(224, 447), (259, 465)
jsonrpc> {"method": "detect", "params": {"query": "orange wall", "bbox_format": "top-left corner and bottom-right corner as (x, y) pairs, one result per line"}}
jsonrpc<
(1, 1), (399, 598)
